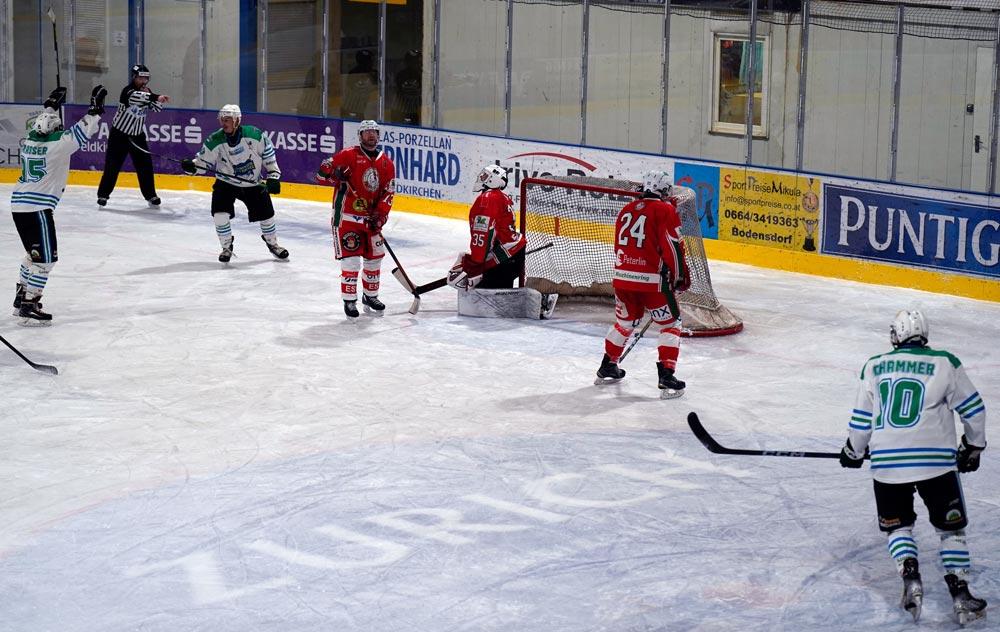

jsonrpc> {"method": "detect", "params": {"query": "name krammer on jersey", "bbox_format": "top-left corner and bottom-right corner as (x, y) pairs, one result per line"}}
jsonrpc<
(848, 346), (986, 484)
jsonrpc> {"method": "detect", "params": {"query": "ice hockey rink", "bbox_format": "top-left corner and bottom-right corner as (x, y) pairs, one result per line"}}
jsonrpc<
(1, 183), (997, 631)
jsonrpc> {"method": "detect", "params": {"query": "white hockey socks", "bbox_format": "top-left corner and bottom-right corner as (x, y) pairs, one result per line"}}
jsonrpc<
(259, 218), (278, 245)
(23, 261), (55, 300)
(887, 527), (918, 574)
(938, 529), (971, 578)
(19, 261), (30, 288)
(341, 256), (361, 301)
(213, 213), (233, 247)
(362, 258), (382, 297)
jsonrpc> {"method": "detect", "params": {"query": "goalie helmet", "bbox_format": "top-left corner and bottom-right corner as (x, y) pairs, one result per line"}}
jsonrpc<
(31, 110), (62, 135)
(473, 164), (508, 192)
(890, 309), (929, 347)
(641, 170), (673, 198)
(218, 104), (242, 124)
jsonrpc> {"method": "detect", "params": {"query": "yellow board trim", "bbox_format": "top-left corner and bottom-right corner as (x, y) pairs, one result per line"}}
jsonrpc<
(1, 167), (996, 302)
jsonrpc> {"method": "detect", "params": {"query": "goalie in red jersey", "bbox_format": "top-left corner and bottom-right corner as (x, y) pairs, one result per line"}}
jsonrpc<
(595, 170), (690, 398)
(447, 164), (555, 319)
(316, 120), (396, 319)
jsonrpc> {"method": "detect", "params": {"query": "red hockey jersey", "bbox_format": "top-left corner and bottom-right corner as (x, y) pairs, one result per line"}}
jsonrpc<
(318, 145), (395, 227)
(468, 189), (526, 265)
(611, 195), (688, 293)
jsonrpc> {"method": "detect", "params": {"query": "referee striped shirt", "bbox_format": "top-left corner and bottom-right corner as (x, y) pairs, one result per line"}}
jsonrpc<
(110, 86), (164, 137)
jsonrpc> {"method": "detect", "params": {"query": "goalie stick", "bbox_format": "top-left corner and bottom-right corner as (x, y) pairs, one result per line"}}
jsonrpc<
(687, 412), (862, 459)
(403, 242), (555, 315)
(128, 141), (260, 186)
(0, 333), (59, 375)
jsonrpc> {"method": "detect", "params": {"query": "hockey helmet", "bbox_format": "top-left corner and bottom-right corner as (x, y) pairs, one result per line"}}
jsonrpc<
(31, 110), (63, 135)
(131, 64), (151, 78)
(890, 309), (929, 347)
(474, 164), (508, 192)
(218, 104), (242, 124)
(358, 119), (380, 139)
(641, 170), (673, 197)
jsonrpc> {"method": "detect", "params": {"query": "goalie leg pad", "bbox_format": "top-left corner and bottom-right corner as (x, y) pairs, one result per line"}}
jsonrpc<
(457, 287), (544, 319)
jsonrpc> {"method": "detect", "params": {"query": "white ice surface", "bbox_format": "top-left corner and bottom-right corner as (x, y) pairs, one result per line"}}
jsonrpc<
(0, 184), (998, 631)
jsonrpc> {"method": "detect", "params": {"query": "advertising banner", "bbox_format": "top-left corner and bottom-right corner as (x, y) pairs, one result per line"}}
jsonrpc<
(823, 184), (1000, 279)
(0, 105), (39, 170)
(346, 121), (674, 209)
(60, 105), (342, 186)
(718, 168), (823, 252)
(674, 162), (721, 239)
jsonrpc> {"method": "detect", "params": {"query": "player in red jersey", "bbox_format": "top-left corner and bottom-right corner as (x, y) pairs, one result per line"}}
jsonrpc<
(316, 120), (396, 319)
(595, 170), (690, 398)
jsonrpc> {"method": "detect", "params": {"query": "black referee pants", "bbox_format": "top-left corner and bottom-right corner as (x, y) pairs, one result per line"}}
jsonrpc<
(97, 128), (157, 200)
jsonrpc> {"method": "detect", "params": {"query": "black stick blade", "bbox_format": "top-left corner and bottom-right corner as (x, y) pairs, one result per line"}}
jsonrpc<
(687, 412), (726, 454)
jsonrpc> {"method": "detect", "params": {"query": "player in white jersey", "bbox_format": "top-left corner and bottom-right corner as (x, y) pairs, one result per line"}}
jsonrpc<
(10, 85), (107, 325)
(840, 310), (987, 624)
(180, 105), (288, 263)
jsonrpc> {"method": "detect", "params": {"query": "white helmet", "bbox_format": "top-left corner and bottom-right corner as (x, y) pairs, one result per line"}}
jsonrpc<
(473, 164), (508, 192)
(31, 110), (63, 135)
(358, 119), (380, 139)
(218, 104), (242, 124)
(890, 309), (929, 347)
(641, 170), (673, 197)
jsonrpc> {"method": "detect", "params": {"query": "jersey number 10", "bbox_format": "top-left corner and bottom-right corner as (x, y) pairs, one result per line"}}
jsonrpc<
(875, 378), (926, 429)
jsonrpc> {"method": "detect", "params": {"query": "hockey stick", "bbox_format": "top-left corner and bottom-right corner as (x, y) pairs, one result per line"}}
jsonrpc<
(128, 140), (261, 186)
(0, 333), (58, 375)
(46, 7), (64, 124)
(617, 316), (653, 364)
(406, 242), (555, 314)
(381, 235), (422, 313)
(687, 412), (862, 459)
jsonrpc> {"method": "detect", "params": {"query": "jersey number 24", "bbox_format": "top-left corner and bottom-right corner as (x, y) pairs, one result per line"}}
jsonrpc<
(617, 213), (647, 249)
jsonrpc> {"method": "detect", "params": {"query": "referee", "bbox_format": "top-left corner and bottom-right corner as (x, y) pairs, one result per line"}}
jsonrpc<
(97, 64), (170, 208)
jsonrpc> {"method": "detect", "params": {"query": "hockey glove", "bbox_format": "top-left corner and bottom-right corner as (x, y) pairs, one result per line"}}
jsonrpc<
(956, 435), (985, 473)
(88, 85), (108, 115)
(266, 178), (281, 194)
(446, 254), (484, 290)
(180, 158), (198, 175)
(839, 439), (866, 469)
(44, 86), (67, 111)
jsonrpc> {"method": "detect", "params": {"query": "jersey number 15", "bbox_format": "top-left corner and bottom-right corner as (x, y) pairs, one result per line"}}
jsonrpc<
(19, 157), (47, 183)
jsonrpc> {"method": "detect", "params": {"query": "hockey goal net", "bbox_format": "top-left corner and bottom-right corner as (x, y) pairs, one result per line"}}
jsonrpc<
(519, 175), (743, 337)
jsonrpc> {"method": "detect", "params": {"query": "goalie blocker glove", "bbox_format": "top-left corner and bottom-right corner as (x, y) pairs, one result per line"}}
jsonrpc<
(88, 85), (108, 115)
(956, 435), (985, 473)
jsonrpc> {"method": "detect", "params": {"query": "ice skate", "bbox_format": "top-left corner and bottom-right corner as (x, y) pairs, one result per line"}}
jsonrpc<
(261, 235), (289, 260)
(899, 558), (923, 622)
(12, 283), (24, 316)
(97, 196), (108, 207)
(594, 353), (626, 385)
(219, 236), (235, 263)
(147, 196), (161, 208)
(344, 300), (360, 320)
(657, 361), (685, 399)
(362, 294), (385, 316)
(18, 297), (52, 327)
(945, 573), (987, 626)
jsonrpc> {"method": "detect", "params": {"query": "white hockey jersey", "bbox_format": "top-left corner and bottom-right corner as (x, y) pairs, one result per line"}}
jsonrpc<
(11, 113), (99, 213)
(192, 125), (280, 188)
(848, 345), (987, 483)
